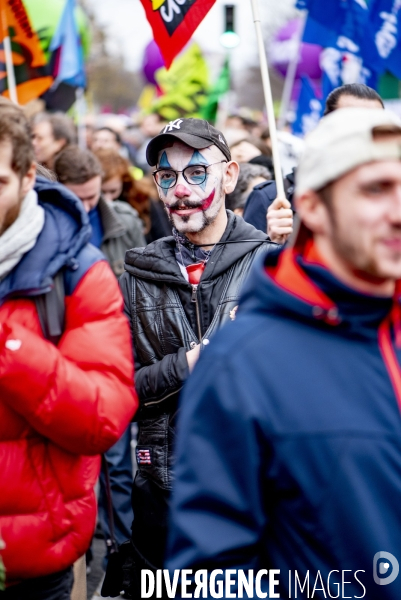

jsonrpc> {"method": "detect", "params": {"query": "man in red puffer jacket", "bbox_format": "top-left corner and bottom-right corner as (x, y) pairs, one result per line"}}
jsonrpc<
(0, 103), (138, 598)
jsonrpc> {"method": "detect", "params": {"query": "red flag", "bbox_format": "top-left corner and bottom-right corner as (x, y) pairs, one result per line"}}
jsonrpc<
(140, 0), (216, 68)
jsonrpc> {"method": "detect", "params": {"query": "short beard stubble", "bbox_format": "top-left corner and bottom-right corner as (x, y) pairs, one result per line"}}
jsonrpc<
(0, 192), (24, 236)
(166, 180), (224, 235)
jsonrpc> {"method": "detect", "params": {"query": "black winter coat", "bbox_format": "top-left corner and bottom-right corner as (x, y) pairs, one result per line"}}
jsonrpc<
(120, 211), (272, 566)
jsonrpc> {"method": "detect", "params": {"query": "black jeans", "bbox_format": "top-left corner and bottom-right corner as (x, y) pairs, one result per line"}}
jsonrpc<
(0, 567), (73, 600)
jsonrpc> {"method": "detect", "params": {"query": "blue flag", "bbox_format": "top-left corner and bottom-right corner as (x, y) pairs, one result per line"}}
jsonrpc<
(304, 15), (378, 97)
(321, 36), (378, 90)
(302, 4), (380, 102)
(292, 76), (323, 137)
(296, 0), (369, 33)
(360, 0), (401, 78)
(300, 0), (401, 79)
(50, 0), (86, 88)
(303, 16), (338, 47)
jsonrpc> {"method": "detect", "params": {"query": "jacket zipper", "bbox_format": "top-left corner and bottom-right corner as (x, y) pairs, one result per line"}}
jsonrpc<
(378, 319), (401, 412)
(191, 284), (203, 342)
(143, 386), (183, 407)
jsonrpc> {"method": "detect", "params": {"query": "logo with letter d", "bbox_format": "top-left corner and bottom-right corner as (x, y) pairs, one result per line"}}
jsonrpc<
(373, 552), (399, 585)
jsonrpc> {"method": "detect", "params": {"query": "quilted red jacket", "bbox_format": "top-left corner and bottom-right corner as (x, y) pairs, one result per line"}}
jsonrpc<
(0, 178), (138, 585)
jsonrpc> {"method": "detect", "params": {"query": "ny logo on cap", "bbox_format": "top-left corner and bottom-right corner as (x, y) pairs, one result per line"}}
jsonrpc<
(163, 119), (183, 133)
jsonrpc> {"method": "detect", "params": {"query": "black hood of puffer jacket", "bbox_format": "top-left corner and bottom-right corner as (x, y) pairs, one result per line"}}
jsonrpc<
(124, 210), (269, 284)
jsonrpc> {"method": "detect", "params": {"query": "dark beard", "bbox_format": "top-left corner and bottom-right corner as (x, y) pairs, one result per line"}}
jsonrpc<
(0, 199), (23, 236)
(168, 210), (209, 228)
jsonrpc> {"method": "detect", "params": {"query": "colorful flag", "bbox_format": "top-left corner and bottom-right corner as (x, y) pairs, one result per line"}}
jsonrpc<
(150, 42), (209, 120)
(292, 76), (323, 137)
(50, 0), (86, 87)
(23, 0), (91, 63)
(139, 0), (217, 68)
(0, 0), (53, 103)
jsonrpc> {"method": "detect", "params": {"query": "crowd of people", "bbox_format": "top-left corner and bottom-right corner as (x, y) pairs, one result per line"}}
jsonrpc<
(0, 80), (401, 600)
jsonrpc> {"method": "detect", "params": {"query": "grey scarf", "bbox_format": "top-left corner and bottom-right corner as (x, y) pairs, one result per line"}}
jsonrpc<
(0, 189), (45, 280)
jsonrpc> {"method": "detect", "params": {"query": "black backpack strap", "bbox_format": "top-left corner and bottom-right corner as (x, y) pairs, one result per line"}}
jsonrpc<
(35, 270), (66, 345)
(101, 454), (119, 554)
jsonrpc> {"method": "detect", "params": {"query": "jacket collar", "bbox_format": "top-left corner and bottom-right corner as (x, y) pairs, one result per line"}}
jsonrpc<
(98, 196), (126, 242)
(266, 240), (337, 319)
(0, 177), (91, 302)
(240, 239), (396, 340)
(124, 210), (269, 284)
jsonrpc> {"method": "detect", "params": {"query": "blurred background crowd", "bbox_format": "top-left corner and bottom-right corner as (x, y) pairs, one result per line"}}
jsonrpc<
(7, 0), (401, 253)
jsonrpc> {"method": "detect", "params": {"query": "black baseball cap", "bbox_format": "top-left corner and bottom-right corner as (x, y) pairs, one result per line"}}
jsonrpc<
(146, 118), (231, 166)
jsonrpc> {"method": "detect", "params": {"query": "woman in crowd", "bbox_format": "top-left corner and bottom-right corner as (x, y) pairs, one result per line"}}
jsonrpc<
(94, 149), (171, 243)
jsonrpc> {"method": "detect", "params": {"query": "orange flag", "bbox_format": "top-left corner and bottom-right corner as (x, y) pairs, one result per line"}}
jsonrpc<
(0, 0), (53, 104)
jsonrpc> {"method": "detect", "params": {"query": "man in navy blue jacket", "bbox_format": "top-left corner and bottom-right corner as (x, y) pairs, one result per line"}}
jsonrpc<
(166, 107), (401, 599)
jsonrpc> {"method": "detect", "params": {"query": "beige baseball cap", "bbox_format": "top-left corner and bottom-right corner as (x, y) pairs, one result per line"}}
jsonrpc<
(296, 107), (401, 196)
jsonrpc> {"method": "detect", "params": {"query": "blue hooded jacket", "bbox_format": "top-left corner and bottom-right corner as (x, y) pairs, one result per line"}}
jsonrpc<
(166, 244), (401, 599)
(0, 176), (103, 304)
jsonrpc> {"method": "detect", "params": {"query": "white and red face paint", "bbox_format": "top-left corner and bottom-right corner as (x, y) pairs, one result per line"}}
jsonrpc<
(156, 141), (225, 234)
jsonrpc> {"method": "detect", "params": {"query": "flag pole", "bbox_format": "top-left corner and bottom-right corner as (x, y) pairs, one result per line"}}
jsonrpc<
(277, 13), (306, 131)
(249, 0), (285, 198)
(0, 0), (18, 104)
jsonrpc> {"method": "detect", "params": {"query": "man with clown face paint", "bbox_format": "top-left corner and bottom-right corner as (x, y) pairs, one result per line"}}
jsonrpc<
(117, 118), (274, 597)
(156, 143), (227, 236)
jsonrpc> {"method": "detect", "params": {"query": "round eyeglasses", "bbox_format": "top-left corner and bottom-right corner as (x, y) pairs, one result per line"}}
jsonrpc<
(153, 161), (227, 190)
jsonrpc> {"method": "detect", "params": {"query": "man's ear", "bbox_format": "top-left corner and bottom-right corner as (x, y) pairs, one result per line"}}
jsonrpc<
(223, 161), (240, 195)
(294, 190), (331, 235)
(21, 162), (36, 197)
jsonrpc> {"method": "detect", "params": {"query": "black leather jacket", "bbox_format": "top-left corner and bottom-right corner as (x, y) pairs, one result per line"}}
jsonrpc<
(120, 212), (272, 491)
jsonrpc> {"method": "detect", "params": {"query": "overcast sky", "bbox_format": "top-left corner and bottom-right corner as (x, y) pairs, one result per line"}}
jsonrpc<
(85, 0), (297, 73)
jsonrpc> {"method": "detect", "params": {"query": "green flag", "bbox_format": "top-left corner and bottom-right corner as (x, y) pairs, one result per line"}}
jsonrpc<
(200, 58), (230, 124)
